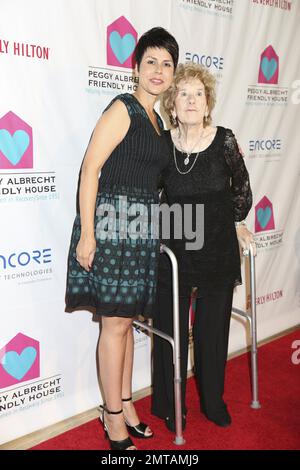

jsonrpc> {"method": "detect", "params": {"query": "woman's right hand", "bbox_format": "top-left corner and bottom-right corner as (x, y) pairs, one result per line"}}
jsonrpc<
(76, 235), (96, 272)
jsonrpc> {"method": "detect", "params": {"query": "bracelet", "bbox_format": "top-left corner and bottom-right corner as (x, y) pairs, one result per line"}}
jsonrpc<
(235, 220), (247, 227)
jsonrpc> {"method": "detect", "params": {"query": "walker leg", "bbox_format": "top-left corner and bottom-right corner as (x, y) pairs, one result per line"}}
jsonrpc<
(161, 245), (185, 445)
(249, 249), (261, 409)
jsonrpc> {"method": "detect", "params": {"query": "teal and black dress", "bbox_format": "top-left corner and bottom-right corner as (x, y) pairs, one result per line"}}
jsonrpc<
(65, 93), (168, 318)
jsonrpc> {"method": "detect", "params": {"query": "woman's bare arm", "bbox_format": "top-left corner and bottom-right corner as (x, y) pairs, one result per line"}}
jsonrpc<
(76, 100), (130, 271)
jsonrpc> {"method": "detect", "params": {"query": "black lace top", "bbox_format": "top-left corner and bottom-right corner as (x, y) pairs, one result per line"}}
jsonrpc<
(159, 126), (253, 297)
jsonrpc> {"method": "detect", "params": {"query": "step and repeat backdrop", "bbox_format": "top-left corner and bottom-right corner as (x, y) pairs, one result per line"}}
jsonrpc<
(0, 0), (299, 444)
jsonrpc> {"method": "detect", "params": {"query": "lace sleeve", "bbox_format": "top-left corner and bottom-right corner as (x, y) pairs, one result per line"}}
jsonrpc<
(224, 129), (253, 221)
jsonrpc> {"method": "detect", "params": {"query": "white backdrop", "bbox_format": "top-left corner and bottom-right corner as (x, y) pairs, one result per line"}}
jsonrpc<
(0, 0), (299, 444)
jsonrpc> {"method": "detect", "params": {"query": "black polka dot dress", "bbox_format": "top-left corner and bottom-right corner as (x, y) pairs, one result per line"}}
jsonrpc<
(65, 94), (169, 318)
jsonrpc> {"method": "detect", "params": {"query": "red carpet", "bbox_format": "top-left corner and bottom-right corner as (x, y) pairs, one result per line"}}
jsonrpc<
(32, 329), (300, 450)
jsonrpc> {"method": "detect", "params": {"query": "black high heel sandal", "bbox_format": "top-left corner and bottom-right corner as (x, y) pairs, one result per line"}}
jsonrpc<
(122, 397), (154, 439)
(99, 404), (136, 450)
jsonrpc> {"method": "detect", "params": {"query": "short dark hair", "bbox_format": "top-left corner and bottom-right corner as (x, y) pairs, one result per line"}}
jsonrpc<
(134, 27), (179, 70)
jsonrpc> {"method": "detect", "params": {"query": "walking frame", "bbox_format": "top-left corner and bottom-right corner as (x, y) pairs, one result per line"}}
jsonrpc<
(133, 242), (260, 446)
(232, 243), (261, 410)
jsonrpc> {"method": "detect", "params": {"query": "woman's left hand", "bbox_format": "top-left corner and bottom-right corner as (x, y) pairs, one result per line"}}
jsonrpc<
(236, 225), (257, 256)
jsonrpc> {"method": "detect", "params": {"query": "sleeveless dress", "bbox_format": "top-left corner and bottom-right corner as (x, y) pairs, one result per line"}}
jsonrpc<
(65, 93), (169, 317)
(158, 127), (253, 298)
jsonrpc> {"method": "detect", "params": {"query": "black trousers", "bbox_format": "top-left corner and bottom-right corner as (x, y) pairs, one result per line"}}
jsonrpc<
(151, 286), (233, 421)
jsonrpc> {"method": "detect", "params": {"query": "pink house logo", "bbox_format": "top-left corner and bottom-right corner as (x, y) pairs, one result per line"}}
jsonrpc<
(0, 333), (40, 389)
(255, 196), (275, 232)
(107, 16), (137, 69)
(258, 45), (279, 84)
(0, 111), (33, 169)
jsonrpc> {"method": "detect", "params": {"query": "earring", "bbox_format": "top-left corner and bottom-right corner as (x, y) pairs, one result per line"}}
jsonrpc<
(170, 114), (177, 126)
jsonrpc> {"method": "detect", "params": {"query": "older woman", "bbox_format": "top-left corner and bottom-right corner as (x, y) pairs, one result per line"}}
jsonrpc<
(152, 63), (255, 430)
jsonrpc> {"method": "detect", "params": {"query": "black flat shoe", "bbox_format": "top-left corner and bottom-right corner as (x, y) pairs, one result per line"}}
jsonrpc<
(99, 404), (136, 450)
(203, 409), (232, 428)
(122, 397), (154, 439)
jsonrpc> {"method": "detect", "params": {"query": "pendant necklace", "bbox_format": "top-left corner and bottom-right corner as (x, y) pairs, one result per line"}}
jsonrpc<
(173, 128), (206, 174)
(177, 128), (205, 166)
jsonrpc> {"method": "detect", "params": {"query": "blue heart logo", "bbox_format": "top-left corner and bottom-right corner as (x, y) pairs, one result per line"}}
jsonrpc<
(257, 207), (272, 229)
(0, 129), (30, 165)
(1, 347), (37, 380)
(109, 31), (136, 64)
(261, 57), (277, 81)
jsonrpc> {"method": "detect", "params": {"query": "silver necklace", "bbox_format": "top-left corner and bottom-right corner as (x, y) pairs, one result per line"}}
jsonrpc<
(173, 144), (201, 175)
(184, 154), (191, 166)
(173, 129), (205, 174)
(177, 128), (205, 165)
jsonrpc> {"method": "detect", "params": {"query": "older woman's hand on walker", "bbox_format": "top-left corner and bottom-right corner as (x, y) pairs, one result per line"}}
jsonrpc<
(236, 223), (257, 257)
